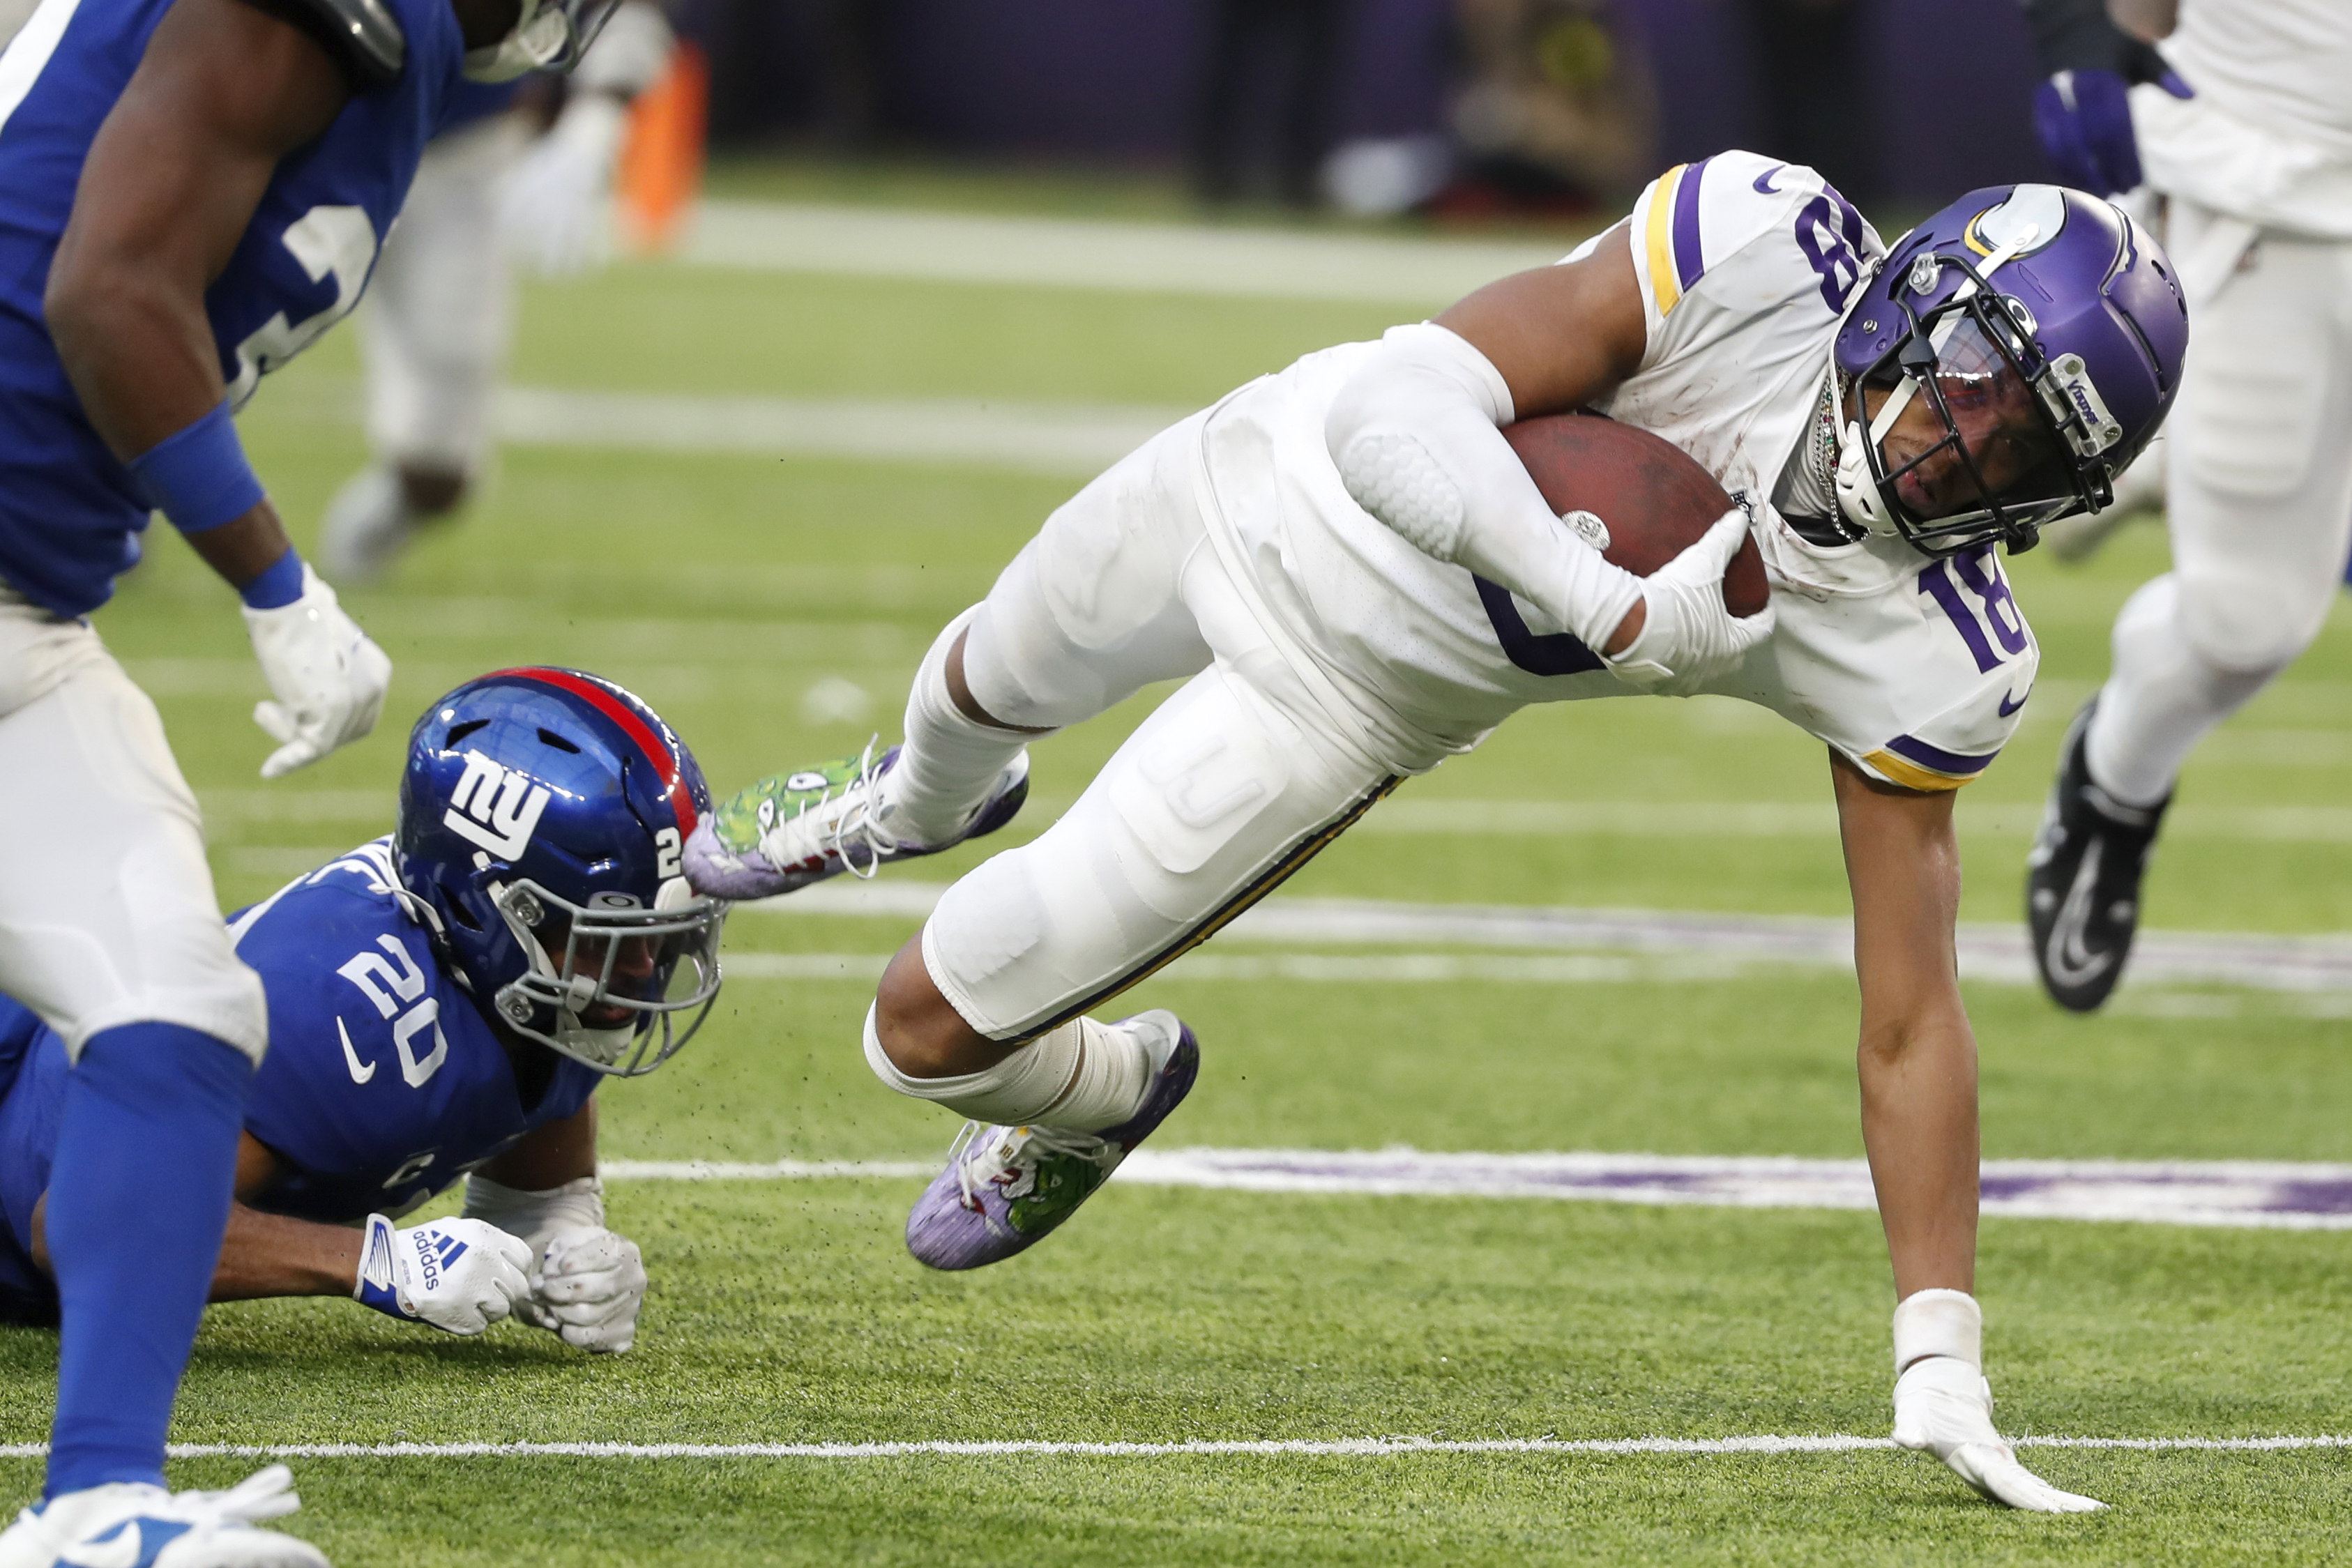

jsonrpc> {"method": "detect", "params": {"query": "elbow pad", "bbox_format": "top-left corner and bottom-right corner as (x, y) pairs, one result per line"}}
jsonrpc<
(1326, 322), (1644, 652)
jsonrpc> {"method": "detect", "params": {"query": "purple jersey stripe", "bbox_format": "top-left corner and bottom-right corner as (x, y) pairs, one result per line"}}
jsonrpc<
(1670, 156), (1710, 295)
(1885, 733), (1999, 777)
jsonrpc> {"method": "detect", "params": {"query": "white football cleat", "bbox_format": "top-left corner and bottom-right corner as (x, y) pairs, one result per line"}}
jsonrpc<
(1892, 1355), (2105, 1514)
(0, 1466), (328, 1568)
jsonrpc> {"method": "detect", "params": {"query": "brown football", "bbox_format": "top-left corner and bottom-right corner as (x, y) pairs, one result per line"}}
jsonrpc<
(1501, 412), (1770, 619)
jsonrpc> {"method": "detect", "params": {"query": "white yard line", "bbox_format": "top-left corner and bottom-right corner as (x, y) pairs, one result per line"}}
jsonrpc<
(0, 1434), (2337, 1460)
(676, 201), (1570, 306)
(598, 1148), (2352, 1231)
(731, 881), (2352, 995)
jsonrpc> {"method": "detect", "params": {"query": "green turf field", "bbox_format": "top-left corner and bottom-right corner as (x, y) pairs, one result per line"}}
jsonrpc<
(7, 185), (2352, 1564)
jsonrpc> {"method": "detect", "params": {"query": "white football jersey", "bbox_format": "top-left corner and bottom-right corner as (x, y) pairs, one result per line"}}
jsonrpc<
(1195, 151), (2040, 792)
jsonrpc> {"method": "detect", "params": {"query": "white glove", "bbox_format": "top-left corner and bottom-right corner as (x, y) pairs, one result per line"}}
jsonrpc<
(354, 1214), (533, 1336)
(1893, 1357), (2104, 1512)
(518, 1225), (647, 1353)
(1602, 505), (1776, 695)
(1888, 1289), (2102, 1513)
(499, 93), (628, 276)
(243, 563), (392, 779)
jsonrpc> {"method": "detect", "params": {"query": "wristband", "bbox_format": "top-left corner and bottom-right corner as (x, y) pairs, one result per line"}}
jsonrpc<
(239, 545), (305, 610)
(353, 1213), (416, 1319)
(125, 402), (264, 535)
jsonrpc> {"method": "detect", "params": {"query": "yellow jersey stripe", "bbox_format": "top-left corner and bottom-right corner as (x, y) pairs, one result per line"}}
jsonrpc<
(1861, 748), (1978, 793)
(1645, 163), (1687, 317)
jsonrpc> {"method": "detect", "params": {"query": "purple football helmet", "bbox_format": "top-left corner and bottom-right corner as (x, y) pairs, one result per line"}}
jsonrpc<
(1832, 183), (2189, 556)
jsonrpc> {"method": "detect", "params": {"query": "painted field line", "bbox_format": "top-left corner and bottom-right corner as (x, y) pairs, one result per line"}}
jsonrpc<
(677, 201), (1570, 306)
(734, 881), (2352, 996)
(600, 1148), (2352, 1230)
(0, 1435), (2342, 1461)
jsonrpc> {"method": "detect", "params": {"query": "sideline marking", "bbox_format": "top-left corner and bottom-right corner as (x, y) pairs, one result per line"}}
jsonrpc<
(731, 881), (2352, 996)
(600, 1148), (2352, 1230)
(0, 1436), (2340, 1460)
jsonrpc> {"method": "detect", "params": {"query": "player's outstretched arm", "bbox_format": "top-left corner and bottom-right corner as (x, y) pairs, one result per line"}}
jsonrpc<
(466, 1103), (649, 1353)
(47, 0), (391, 778)
(1831, 753), (2102, 1513)
(1325, 226), (1770, 689)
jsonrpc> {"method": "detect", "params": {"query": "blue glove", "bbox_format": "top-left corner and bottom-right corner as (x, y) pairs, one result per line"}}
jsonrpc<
(2033, 66), (2192, 197)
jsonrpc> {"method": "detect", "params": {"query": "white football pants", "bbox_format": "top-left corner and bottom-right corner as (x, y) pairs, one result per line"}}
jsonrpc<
(2087, 201), (2352, 807)
(359, 113), (529, 478)
(0, 595), (266, 1061)
(922, 414), (1398, 1041)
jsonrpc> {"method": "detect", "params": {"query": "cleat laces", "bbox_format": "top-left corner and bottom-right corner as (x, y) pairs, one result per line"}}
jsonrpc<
(947, 1119), (1119, 1226)
(756, 738), (897, 881)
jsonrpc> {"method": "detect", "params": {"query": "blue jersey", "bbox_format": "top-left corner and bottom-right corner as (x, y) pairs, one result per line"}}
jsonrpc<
(0, 839), (600, 1320)
(0, 0), (466, 616)
(437, 78), (522, 136)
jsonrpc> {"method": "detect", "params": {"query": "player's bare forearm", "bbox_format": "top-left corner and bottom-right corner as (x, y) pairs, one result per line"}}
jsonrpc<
(46, 0), (346, 459)
(1433, 223), (1648, 420)
(208, 1203), (365, 1300)
(1830, 750), (1978, 1299)
(477, 1100), (601, 1190)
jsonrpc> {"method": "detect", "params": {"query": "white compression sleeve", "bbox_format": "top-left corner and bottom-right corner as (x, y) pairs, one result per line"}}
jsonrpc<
(1325, 321), (1646, 653)
(863, 1005), (1150, 1131)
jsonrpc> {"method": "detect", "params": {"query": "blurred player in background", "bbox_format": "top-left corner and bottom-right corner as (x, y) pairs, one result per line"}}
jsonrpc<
(0, 0), (625, 1558)
(317, 1), (676, 586)
(0, 669), (720, 1355)
(2019, 0), (2352, 1011)
(692, 161), (2185, 1512)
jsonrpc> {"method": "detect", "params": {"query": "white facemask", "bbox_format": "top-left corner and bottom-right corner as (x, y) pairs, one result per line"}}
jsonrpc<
(462, 0), (570, 82)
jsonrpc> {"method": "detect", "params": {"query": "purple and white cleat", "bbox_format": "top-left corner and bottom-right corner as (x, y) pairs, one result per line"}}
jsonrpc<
(905, 1011), (1198, 1270)
(683, 742), (1029, 901)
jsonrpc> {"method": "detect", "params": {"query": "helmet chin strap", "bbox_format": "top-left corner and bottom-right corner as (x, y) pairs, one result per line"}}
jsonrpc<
(1833, 226), (2038, 538)
(462, 0), (570, 82)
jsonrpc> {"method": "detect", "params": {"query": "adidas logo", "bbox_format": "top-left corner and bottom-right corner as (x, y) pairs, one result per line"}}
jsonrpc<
(413, 1228), (467, 1289)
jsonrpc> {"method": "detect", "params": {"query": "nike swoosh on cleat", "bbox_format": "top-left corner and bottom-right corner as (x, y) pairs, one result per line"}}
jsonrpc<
(2044, 839), (2116, 989)
(61, 1516), (190, 1568)
(1998, 687), (2031, 717)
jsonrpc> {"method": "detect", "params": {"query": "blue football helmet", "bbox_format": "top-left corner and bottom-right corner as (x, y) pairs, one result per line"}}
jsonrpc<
(395, 667), (724, 1076)
(1832, 183), (2190, 556)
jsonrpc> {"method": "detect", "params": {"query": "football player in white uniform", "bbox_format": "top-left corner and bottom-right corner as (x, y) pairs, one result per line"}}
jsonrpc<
(317, 1), (675, 586)
(2019, 0), (2352, 1010)
(689, 158), (2187, 1512)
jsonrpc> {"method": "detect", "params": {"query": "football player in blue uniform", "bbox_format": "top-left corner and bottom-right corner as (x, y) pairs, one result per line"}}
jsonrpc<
(0, 667), (724, 1357)
(0, 0), (629, 1553)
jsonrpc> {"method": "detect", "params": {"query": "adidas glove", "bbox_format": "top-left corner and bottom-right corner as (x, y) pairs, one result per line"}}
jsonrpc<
(1889, 1288), (2104, 1513)
(522, 1226), (647, 1354)
(354, 1214), (533, 1336)
(1603, 505), (1776, 695)
(464, 1173), (646, 1353)
(243, 563), (393, 780)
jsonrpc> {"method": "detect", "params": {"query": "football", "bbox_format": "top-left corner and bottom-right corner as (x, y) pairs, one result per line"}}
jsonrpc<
(1502, 412), (1770, 619)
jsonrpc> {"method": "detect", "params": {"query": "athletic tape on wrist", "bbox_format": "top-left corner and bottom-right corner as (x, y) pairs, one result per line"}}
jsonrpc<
(353, 1212), (416, 1319)
(239, 545), (305, 609)
(126, 402), (265, 535)
(1892, 1287), (1982, 1374)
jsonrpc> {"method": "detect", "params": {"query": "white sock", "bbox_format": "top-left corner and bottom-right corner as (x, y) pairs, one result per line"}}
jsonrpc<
(2085, 574), (2270, 809)
(882, 608), (1042, 848)
(863, 1007), (1152, 1131)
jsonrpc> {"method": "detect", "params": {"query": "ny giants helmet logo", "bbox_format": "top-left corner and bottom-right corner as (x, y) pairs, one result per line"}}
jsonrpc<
(443, 749), (552, 859)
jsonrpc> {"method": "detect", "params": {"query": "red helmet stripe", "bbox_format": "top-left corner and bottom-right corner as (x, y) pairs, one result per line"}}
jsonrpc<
(486, 667), (699, 838)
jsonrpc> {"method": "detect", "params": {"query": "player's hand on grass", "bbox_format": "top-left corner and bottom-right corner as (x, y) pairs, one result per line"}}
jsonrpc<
(243, 563), (393, 779)
(1892, 1355), (2105, 1513)
(354, 1215), (534, 1336)
(515, 1226), (647, 1354)
(1604, 505), (1775, 695)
